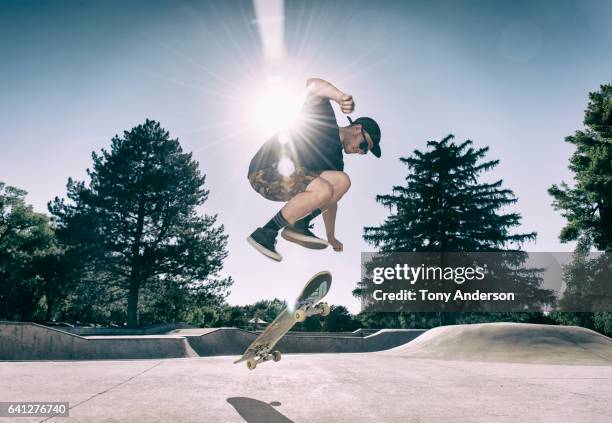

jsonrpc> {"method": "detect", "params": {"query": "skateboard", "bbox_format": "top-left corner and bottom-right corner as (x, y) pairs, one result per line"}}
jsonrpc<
(234, 270), (332, 370)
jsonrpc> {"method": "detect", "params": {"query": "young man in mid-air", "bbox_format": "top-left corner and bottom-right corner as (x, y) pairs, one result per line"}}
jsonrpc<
(247, 77), (381, 261)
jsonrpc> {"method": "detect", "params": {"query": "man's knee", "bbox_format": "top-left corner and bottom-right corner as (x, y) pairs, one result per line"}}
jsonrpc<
(320, 170), (351, 194)
(309, 178), (334, 204)
(336, 171), (351, 194)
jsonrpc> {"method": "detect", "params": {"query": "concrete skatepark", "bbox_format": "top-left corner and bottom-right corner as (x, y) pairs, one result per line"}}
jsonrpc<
(1, 322), (612, 422)
(0, 322), (426, 360)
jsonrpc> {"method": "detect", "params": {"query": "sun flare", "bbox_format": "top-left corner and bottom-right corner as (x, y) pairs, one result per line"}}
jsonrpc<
(247, 76), (306, 139)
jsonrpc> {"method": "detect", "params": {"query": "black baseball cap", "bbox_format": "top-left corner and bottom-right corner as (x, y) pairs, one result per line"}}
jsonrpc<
(347, 116), (381, 158)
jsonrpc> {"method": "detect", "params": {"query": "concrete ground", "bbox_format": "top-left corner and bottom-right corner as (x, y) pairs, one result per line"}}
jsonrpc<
(1, 352), (611, 423)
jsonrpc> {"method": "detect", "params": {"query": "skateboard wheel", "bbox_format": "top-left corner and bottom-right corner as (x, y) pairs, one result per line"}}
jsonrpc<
(321, 302), (331, 317)
(246, 358), (257, 370)
(272, 351), (282, 362)
(294, 309), (306, 322)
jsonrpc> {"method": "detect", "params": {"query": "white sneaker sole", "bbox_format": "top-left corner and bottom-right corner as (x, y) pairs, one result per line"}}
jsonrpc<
(281, 227), (329, 250)
(247, 236), (282, 262)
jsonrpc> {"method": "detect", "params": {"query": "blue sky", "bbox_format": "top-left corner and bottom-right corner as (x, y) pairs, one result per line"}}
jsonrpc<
(1, 0), (611, 312)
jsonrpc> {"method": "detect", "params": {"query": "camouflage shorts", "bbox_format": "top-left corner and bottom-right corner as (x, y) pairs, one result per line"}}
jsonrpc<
(248, 166), (321, 202)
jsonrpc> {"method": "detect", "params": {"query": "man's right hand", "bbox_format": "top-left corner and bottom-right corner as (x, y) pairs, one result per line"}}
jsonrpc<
(306, 78), (354, 113)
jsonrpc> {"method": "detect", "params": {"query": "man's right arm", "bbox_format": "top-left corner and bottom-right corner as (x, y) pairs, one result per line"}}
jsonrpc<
(305, 78), (355, 114)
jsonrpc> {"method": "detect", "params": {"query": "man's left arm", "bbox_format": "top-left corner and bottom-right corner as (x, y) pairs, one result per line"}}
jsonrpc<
(323, 203), (343, 252)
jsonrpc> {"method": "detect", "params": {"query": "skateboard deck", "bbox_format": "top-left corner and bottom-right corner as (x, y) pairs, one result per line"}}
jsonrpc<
(234, 270), (332, 370)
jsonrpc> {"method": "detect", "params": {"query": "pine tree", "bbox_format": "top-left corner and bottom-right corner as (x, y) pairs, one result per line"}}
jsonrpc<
(49, 120), (231, 327)
(357, 135), (552, 325)
(548, 84), (612, 335)
(549, 84), (612, 252)
(364, 135), (534, 252)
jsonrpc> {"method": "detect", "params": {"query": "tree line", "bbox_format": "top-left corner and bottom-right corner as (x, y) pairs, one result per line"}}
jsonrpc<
(1, 120), (231, 327)
(1, 84), (611, 334)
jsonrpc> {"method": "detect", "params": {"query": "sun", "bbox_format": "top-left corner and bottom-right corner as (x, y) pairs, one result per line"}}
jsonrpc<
(247, 76), (306, 139)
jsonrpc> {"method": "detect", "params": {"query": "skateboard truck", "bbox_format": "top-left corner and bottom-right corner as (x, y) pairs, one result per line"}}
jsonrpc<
(245, 350), (282, 370)
(294, 301), (331, 322)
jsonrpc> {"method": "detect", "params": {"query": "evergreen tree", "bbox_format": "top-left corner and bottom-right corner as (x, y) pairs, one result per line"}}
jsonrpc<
(49, 120), (231, 327)
(548, 84), (612, 335)
(358, 135), (552, 326)
(549, 84), (612, 251)
(364, 134), (535, 252)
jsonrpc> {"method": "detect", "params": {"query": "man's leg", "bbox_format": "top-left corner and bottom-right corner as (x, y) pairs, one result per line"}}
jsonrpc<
(248, 168), (351, 259)
(279, 177), (334, 223)
(317, 170), (352, 207)
(281, 171), (351, 249)
(247, 167), (334, 261)
(284, 170), (352, 223)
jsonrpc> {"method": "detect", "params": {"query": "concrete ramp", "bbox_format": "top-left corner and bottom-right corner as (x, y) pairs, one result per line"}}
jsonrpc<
(0, 322), (425, 360)
(386, 322), (612, 365)
(0, 321), (194, 360)
(176, 328), (425, 355)
(186, 328), (257, 356)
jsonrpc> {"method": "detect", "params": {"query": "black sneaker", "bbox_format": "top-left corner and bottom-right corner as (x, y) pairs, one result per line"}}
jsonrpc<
(281, 219), (329, 250)
(247, 227), (282, 261)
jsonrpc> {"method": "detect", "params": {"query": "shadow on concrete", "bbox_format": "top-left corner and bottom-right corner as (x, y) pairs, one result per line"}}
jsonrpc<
(227, 397), (293, 423)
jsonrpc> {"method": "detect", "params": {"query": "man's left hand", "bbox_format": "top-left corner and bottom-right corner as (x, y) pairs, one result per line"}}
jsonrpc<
(328, 237), (343, 252)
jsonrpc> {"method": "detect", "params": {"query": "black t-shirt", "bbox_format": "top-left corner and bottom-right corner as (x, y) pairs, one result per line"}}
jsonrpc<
(248, 99), (344, 176)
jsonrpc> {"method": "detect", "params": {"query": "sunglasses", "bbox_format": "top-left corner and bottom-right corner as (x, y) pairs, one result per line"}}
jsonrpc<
(347, 116), (370, 154)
